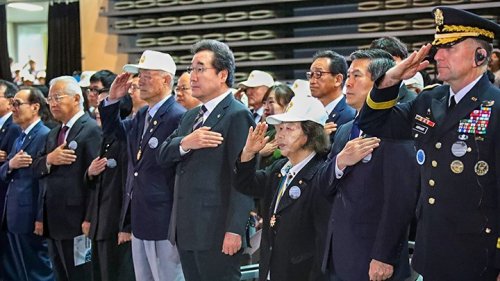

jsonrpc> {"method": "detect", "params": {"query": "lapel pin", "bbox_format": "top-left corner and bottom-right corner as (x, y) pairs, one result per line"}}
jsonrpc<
(153, 120), (158, 126)
(289, 186), (301, 199)
(471, 97), (478, 102)
(217, 114), (221, 118)
(68, 141), (78, 150)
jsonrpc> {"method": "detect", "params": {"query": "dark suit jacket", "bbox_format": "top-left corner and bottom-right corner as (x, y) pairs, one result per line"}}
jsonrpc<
(234, 155), (329, 281)
(99, 97), (185, 240)
(0, 115), (22, 225)
(158, 93), (254, 251)
(33, 113), (101, 240)
(327, 96), (356, 143)
(84, 132), (129, 241)
(0, 121), (49, 233)
(359, 74), (500, 280)
(315, 121), (418, 281)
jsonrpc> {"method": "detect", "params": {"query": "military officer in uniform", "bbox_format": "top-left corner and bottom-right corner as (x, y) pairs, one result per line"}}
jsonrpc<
(358, 7), (500, 281)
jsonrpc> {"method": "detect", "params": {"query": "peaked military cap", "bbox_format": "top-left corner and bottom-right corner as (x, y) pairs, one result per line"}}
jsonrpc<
(432, 6), (500, 46)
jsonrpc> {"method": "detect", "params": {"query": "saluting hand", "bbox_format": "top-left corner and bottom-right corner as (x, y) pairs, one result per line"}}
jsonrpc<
(369, 259), (393, 281)
(222, 232), (242, 256)
(259, 139), (278, 157)
(109, 72), (132, 102)
(241, 122), (269, 162)
(88, 156), (107, 177)
(180, 127), (223, 151)
(47, 143), (77, 166)
(9, 150), (32, 169)
(337, 137), (380, 170)
(324, 122), (337, 135)
(379, 43), (432, 89)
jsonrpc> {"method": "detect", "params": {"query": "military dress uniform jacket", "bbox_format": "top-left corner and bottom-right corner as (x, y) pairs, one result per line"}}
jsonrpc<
(233, 155), (329, 281)
(33, 113), (101, 240)
(99, 97), (185, 240)
(84, 132), (129, 240)
(359, 74), (500, 280)
(315, 121), (417, 281)
(157, 93), (254, 251)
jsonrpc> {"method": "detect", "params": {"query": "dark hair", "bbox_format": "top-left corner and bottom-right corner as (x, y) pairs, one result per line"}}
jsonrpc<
(20, 86), (54, 123)
(301, 121), (330, 154)
(90, 70), (117, 89)
(312, 50), (348, 86)
(350, 49), (396, 81)
(0, 79), (19, 98)
(370, 36), (409, 59)
(191, 39), (235, 87)
(263, 83), (294, 108)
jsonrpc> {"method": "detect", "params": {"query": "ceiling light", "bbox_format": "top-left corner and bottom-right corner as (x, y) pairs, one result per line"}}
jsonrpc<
(7, 3), (44, 12)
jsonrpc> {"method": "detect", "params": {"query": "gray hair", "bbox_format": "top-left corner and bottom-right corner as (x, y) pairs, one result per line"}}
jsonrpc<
(350, 49), (395, 81)
(49, 76), (84, 110)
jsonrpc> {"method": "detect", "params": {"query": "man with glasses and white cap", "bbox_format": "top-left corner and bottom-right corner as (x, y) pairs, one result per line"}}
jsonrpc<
(101, 50), (185, 281)
(238, 70), (274, 123)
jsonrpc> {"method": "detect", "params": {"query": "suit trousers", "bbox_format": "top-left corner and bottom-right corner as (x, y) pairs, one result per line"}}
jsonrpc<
(131, 234), (184, 281)
(178, 248), (242, 281)
(91, 237), (135, 281)
(2, 232), (54, 281)
(47, 239), (91, 281)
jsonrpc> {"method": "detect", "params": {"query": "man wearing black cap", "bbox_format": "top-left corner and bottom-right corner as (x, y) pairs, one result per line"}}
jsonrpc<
(358, 6), (500, 281)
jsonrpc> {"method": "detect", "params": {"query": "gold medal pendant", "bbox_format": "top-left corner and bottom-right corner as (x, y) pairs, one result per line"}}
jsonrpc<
(137, 149), (142, 160)
(270, 215), (276, 228)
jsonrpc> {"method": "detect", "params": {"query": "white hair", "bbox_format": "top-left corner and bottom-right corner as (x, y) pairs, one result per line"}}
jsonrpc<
(49, 76), (84, 110)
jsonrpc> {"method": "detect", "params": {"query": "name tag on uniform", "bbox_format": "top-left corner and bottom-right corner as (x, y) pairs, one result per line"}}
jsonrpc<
(413, 124), (428, 134)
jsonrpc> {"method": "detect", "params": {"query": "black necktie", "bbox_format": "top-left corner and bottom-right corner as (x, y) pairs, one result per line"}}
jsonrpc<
(192, 105), (207, 131)
(350, 118), (360, 140)
(449, 96), (456, 111)
(15, 133), (27, 152)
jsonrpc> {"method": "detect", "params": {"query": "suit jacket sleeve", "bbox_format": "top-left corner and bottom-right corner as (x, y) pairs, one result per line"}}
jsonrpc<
(98, 100), (132, 141)
(370, 141), (419, 265)
(157, 112), (189, 166)
(233, 156), (284, 198)
(359, 82), (415, 140)
(224, 109), (255, 235)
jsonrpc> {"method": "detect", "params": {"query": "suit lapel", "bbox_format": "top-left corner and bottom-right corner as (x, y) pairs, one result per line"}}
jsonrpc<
(20, 121), (43, 151)
(330, 120), (353, 156)
(66, 113), (88, 144)
(202, 94), (233, 129)
(329, 97), (346, 123)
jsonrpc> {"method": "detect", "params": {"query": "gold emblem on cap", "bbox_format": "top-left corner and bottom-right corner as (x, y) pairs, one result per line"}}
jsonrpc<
(474, 160), (489, 176)
(434, 8), (444, 26)
(285, 101), (294, 113)
(139, 55), (146, 64)
(450, 160), (464, 174)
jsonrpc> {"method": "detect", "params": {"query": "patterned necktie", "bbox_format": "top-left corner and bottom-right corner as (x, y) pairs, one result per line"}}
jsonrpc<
(143, 110), (152, 136)
(192, 105), (207, 131)
(15, 133), (27, 152)
(57, 126), (69, 146)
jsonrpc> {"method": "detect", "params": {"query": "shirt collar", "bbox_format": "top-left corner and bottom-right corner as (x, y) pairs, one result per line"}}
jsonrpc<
(64, 110), (85, 129)
(0, 112), (12, 129)
(201, 90), (231, 117)
(324, 95), (343, 115)
(280, 152), (317, 180)
(148, 95), (171, 119)
(23, 119), (41, 135)
(449, 75), (482, 105)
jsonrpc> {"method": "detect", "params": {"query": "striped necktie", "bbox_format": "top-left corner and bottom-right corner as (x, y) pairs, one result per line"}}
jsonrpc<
(192, 105), (207, 131)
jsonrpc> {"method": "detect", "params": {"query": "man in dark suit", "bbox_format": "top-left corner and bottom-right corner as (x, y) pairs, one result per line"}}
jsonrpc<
(316, 49), (418, 281)
(359, 7), (500, 281)
(100, 50), (185, 281)
(370, 36), (418, 103)
(32, 76), (101, 281)
(158, 39), (254, 281)
(83, 90), (135, 281)
(308, 50), (356, 143)
(0, 79), (22, 279)
(0, 87), (54, 281)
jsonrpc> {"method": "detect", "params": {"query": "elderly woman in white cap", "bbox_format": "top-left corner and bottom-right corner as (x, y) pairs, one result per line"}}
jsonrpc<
(233, 95), (330, 281)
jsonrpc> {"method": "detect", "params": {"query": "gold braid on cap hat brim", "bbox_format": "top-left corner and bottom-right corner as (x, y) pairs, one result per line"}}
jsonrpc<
(433, 24), (495, 45)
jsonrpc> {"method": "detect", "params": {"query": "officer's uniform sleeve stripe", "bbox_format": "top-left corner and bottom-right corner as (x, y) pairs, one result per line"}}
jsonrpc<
(366, 94), (398, 110)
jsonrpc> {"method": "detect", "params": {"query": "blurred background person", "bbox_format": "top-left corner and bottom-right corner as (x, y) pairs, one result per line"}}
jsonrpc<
(175, 72), (201, 110)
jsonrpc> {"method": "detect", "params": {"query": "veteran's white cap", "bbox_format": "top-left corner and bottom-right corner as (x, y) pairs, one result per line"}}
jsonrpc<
(238, 70), (274, 88)
(290, 79), (311, 97)
(123, 50), (176, 75)
(78, 71), (96, 87)
(266, 95), (327, 126)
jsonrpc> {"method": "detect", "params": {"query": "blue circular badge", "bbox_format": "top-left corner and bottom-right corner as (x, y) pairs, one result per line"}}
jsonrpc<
(289, 186), (301, 199)
(416, 149), (425, 165)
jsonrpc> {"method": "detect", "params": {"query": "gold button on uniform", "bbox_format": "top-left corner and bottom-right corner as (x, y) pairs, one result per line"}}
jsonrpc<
(435, 142), (442, 149)
(428, 197), (435, 204)
(431, 160), (438, 167)
(429, 179), (435, 186)
(134, 172), (138, 177)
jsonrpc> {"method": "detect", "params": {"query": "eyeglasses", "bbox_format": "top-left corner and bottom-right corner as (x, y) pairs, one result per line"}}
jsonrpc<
(175, 86), (191, 93)
(47, 94), (69, 103)
(86, 88), (109, 95)
(187, 65), (216, 75)
(9, 99), (30, 108)
(306, 71), (334, 80)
